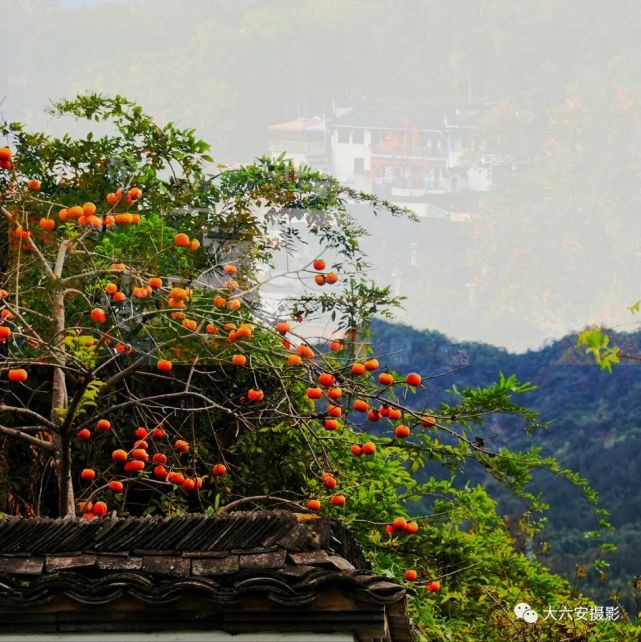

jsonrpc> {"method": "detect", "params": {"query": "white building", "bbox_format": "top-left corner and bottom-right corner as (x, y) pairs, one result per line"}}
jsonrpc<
(267, 103), (498, 220)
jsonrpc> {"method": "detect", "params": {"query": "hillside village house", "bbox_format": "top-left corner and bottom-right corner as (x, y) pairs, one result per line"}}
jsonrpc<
(267, 104), (500, 220)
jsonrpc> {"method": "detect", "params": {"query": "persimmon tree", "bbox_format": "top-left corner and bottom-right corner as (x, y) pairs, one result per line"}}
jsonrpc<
(0, 95), (632, 641)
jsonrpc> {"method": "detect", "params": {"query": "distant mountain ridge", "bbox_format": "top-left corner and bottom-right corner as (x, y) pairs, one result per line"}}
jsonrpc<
(371, 318), (641, 601)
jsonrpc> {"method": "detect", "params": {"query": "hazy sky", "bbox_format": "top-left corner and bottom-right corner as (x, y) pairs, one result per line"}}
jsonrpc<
(2, 0), (641, 352)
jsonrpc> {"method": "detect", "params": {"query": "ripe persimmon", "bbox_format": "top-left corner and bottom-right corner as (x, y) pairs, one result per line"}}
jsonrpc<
(124, 460), (145, 474)
(175, 233), (190, 247)
(405, 372), (422, 387)
(287, 354), (303, 366)
(76, 428), (91, 440)
(318, 373), (335, 387)
(115, 213), (132, 225)
(7, 368), (27, 382)
(235, 324), (253, 340)
(353, 399), (369, 412)
(174, 440), (189, 453)
(406, 521), (419, 534)
(351, 363), (366, 375)
(306, 387), (323, 400)
(306, 499), (321, 511)
(148, 277), (162, 289)
(247, 388), (264, 402)
(327, 387), (342, 400)
(350, 444), (362, 457)
(112, 449), (128, 462)
(131, 448), (149, 461)
(181, 319), (197, 331)
(327, 405), (342, 417)
(295, 344), (315, 359)
(324, 419), (339, 430)
(275, 321), (290, 334)
(96, 419), (111, 431)
(362, 441), (376, 455)
(27, 179), (41, 192)
(325, 272), (338, 284)
(378, 372), (394, 386)
(330, 494), (346, 507)
(421, 415), (437, 428)
(364, 359), (379, 371)
(231, 354), (247, 366)
(167, 471), (185, 485)
(153, 464), (168, 479)
(388, 408), (402, 420)
(90, 308), (107, 323)
(134, 427), (148, 439)
(181, 478), (196, 492)
(80, 468), (95, 481)
(156, 359), (173, 372)
(404, 569), (418, 581)
(212, 463), (227, 476)
(39, 218), (55, 230)
(395, 425), (411, 439)
(92, 501), (108, 516)
(313, 259), (326, 270)
(322, 473), (337, 489)
(108, 481), (124, 493)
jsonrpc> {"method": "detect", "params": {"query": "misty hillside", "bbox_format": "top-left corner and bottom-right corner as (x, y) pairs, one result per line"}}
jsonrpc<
(371, 318), (641, 599)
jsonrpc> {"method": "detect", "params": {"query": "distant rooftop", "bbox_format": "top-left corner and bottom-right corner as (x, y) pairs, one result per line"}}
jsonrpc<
(268, 116), (326, 133)
(328, 104), (495, 131)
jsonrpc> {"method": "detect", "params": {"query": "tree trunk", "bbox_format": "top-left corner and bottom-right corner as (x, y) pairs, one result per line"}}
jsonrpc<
(54, 431), (74, 517)
(51, 289), (73, 517)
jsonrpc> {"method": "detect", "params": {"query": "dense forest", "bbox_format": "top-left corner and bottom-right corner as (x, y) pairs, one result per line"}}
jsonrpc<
(372, 318), (641, 607)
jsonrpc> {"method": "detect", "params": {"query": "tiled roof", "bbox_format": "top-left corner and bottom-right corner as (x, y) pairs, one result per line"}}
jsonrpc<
(328, 104), (494, 131)
(268, 117), (326, 132)
(0, 511), (411, 641)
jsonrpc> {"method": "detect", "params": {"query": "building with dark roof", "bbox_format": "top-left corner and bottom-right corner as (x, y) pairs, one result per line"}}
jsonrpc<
(266, 103), (500, 219)
(0, 511), (411, 641)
